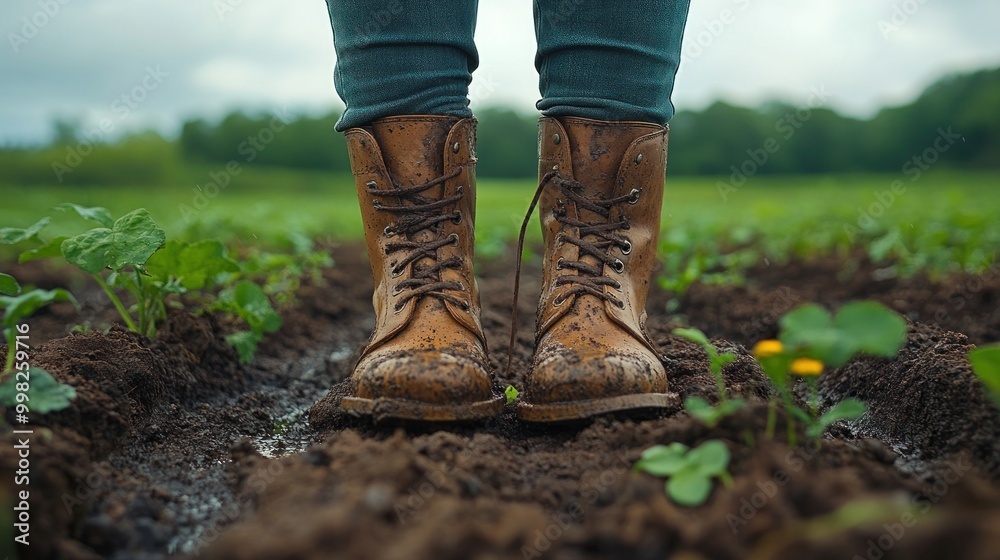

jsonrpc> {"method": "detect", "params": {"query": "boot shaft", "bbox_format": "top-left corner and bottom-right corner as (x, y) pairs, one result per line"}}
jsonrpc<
(536, 116), (668, 348)
(344, 116), (485, 357)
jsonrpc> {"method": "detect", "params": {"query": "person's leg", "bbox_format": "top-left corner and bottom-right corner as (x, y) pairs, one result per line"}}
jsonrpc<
(325, 1), (503, 421)
(326, 0), (479, 130)
(533, 0), (690, 124)
(517, 1), (690, 421)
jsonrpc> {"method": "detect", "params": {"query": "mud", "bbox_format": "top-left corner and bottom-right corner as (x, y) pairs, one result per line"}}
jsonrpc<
(1, 245), (999, 559)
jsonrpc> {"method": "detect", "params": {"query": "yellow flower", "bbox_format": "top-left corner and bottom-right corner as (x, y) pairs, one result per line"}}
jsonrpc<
(790, 357), (824, 376)
(752, 339), (784, 358)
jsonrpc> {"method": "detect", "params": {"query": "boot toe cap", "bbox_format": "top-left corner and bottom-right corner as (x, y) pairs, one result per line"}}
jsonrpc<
(354, 349), (494, 405)
(525, 347), (667, 405)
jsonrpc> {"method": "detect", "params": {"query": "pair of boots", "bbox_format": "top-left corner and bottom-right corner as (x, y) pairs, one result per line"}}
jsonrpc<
(340, 115), (674, 422)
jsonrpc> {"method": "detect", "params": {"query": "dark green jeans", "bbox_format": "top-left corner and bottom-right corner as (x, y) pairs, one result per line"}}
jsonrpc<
(325, 0), (690, 131)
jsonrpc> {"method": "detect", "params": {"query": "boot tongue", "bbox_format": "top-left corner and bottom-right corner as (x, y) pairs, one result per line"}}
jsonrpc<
(370, 117), (459, 278)
(559, 121), (639, 279)
(370, 117), (457, 189)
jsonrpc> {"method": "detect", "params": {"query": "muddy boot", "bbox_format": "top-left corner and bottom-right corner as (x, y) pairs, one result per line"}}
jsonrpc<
(340, 116), (504, 421)
(517, 116), (679, 421)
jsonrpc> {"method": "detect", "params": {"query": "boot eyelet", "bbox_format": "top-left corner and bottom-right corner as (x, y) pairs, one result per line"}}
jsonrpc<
(613, 280), (623, 291)
(384, 226), (395, 237)
(366, 180), (378, 189)
(391, 285), (403, 296)
(613, 297), (626, 309)
(553, 133), (561, 145)
(552, 294), (567, 307)
(627, 189), (641, 204)
(393, 303), (404, 314)
(611, 259), (625, 274)
(391, 266), (403, 278)
(461, 300), (471, 310)
(452, 211), (463, 224)
(453, 142), (461, 153)
(621, 240), (632, 255)
(449, 233), (460, 244)
(555, 257), (565, 270)
(635, 153), (643, 164)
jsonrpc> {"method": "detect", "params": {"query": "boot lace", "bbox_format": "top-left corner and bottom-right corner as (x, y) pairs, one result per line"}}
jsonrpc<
(505, 169), (640, 372)
(368, 166), (471, 312)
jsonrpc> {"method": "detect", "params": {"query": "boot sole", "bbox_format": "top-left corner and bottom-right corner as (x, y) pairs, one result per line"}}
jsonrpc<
(517, 392), (681, 422)
(340, 395), (505, 422)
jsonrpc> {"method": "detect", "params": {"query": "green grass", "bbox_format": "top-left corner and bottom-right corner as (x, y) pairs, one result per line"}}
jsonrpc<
(3, 168), (999, 274)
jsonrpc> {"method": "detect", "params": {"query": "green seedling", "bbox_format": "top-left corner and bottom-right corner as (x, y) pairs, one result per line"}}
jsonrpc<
(1, 281), (76, 372)
(504, 384), (519, 404)
(634, 440), (733, 507)
(673, 327), (745, 427)
(968, 344), (1000, 408)
(0, 273), (19, 296)
(214, 281), (282, 364)
(3, 205), (283, 362)
(753, 301), (907, 446)
(0, 367), (77, 414)
(0, 273), (78, 415)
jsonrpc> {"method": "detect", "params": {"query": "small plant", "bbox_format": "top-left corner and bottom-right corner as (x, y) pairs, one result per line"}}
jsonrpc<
(753, 301), (908, 446)
(673, 327), (744, 427)
(0, 273), (78, 415)
(0, 276), (76, 372)
(504, 384), (519, 405)
(969, 344), (1000, 408)
(3, 205), (284, 363)
(634, 440), (733, 506)
(213, 281), (282, 364)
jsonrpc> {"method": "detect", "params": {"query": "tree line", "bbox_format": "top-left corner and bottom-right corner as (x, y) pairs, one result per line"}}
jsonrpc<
(1, 67), (997, 186)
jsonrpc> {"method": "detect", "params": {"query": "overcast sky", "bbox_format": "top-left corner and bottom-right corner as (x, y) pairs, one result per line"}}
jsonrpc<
(3, 0), (998, 145)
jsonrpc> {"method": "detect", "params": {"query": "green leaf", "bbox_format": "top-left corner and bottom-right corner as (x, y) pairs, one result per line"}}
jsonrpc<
(219, 281), (282, 334)
(18, 236), (69, 263)
(667, 469), (713, 506)
(0, 288), (76, 329)
(0, 273), (19, 296)
(687, 440), (731, 476)
(673, 327), (711, 348)
(504, 384), (519, 404)
(0, 367), (77, 413)
(0, 217), (50, 245)
(54, 203), (114, 227)
(710, 352), (736, 376)
(61, 209), (166, 274)
(635, 443), (689, 476)
(969, 345), (1000, 405)
(146, 239), (239, 290)
(834, 301), (908, 360)
(806, 398), (867, 437)
(779, 304), (849, 363)
(226, 331), (260, 364)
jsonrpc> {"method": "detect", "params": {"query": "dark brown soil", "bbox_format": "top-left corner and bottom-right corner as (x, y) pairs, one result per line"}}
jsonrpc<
(2, 245), (999, 560)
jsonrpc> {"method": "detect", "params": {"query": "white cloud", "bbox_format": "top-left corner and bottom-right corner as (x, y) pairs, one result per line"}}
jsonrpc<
(1, 0), (997, 144)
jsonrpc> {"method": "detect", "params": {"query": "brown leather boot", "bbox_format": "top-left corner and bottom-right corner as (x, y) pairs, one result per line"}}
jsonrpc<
(517, 116), (679, 421)
(339, 116), (503, 421)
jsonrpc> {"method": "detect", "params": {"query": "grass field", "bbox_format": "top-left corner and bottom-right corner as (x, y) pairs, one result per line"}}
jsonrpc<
(4, 168), (999, 274)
